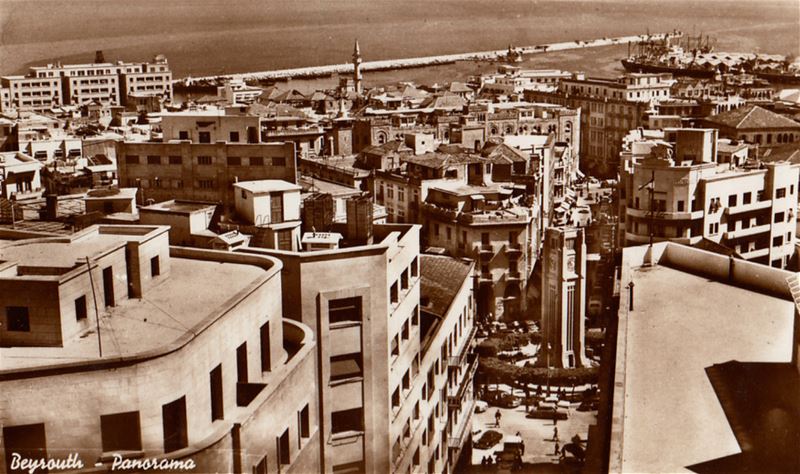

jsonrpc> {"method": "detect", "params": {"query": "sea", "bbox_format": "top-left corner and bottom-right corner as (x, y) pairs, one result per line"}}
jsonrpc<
(1, 0), (798, 91)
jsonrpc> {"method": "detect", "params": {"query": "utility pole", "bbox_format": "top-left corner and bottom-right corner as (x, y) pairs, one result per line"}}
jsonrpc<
(648, 170), (655, 250)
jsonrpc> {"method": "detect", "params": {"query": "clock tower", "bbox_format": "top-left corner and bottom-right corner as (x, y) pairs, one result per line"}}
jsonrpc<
(540, 226), (587, 368)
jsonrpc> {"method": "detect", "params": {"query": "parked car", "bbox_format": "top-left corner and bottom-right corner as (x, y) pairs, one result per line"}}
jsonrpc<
(577, 399), (599, 412)
(526, 406), (568, 420)
(486, 391), (521, 408)
(475, 400), (489, 413)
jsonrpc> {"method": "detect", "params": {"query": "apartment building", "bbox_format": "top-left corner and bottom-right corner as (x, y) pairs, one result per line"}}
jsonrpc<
(0, 55), (172, 112)
(240, 214), (476, 473)
(421, 179), (538, 320)
(619, 128), (799, 268)
(451, 102), (580, 154)
(526, 72), (673, 176)
(478, 68), (572, 96)
(0, 225), (319, 473)
(116, 108), (297, 208)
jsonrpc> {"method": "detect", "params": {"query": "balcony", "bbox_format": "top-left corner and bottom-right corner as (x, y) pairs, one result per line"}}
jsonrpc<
(506, 270), (523, 282)
(505, 243), (523, 258)
(626, 207), (703, 221)
(740, 247), (769, 259)
(448, 327), (477, 369)
(478, 272), (493, 284)
(723, 223), (770, 240)
(477, 243), (494, 259)
(448, 354), (478, 408)
(448, 399), (475, 449)
(724, 199), (772, 216)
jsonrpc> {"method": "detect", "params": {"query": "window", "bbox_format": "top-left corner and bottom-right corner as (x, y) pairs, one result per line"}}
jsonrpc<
(677, 200), (684, 212)
(773, 236), (783, 247)
(775, 212), (785, 223)
(100, 411), (142, 453)
(168, 155), (182, 165)
(743, 192), (752, 205)
(331, 408), (363, 433)
(227, 156), (241, 166)
(272, 156), (286, 167)
(6, 306), (30, 332)
(253, 456), (267, 474)
(199, 179), (214, 189)
(434, 223), (440, 236)
(708, 222), (719, 235)
(260, 322), (271, 372)
(147, 155), (160, 165)
(391, 335), (399, 358)
(788, 232), (794, 242)
(250, 156), (264, 166)
(75, 296), (87, 321)
(178, 131), (189, 140)
(728, 195), (737, 207)
(150, 256), (160, 277)
(392, 387), (401, 409)
(446, 227), (452, 240)
(229, 131), (240, 142)
(210, 365), (224, 421)
(330, 353), (363, 381)
(410, 257), (418, 278)
(299, 404), (310, 440)
(125, 155), (139, 164)
(391, 282), (399, 303)
(162, 397), (188, 453)
(197, 155), (212, 165)
(237, 342), (248, 383)
(329, 297), (362, 324)
(777, 188), (787, 199)
(198, 131), (211, 143)
(277, 429), (290, 465)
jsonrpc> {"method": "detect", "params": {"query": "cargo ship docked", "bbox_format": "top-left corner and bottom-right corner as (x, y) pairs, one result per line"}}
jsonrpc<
(621, 32), (800, 84)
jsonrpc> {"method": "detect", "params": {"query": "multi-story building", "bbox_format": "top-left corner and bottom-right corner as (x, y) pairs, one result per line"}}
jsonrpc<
(240, 217), (476, 473)
(478, 67), (571, 96)
(451, 102), (579, 154)
(700, 104), (800, 146)
(0, 225), (320, 474)
(619, 128), (799, 268)
(526, 72), (674, 176)
(0, 55), (172, 112)
(116, 108), (297, 209)
(421, 178), (538, 319)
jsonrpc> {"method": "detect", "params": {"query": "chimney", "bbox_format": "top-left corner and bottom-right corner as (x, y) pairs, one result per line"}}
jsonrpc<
(345, 194), (373, 245)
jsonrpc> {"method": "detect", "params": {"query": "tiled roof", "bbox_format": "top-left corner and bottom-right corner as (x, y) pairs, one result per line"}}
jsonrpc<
(705, 104), (800, 130)
(481, 142), (528, 163)
(420, 254), (472, 318)
(401, 151), (485, 168)
(758, 142), (800, 163)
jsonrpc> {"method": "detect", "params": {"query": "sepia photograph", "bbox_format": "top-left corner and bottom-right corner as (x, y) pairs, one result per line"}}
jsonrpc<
(0, 1), (798, 473)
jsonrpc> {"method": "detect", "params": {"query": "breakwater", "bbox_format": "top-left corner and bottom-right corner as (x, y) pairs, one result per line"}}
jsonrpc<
(177, 32), (680, 85)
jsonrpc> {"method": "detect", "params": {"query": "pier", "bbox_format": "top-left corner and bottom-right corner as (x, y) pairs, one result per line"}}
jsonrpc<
(178, 32), (680, 85)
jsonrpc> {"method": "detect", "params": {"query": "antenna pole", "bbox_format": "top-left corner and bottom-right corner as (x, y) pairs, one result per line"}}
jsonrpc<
(85, 257), (103, 357)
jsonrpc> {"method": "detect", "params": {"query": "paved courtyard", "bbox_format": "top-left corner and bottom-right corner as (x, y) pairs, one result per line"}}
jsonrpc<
(469, 390), (597, 471)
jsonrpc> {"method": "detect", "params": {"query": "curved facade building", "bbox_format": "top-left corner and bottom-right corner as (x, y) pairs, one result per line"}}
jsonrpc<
(0, 225), (319, 474)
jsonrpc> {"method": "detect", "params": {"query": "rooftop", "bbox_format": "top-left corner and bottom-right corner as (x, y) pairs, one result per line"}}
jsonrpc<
(705, 104), (800, 130)
(0, 257), (264, 371)
(419, 254), (472, 318)
(612, 243), (795, 473)
(140, 199), (217, 214)
(234, 179), (301, 194)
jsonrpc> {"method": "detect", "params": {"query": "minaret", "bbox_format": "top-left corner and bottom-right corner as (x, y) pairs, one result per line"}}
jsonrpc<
(352, 39), (362, 94)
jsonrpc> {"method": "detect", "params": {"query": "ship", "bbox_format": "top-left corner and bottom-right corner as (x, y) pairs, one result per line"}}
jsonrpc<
(622, 32), (800, 84)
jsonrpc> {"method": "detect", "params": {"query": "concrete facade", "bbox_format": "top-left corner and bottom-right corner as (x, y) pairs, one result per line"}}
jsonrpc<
(0, 226), (320, 474)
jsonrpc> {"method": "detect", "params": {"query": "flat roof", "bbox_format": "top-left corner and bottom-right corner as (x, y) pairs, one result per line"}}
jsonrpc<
(141, 200), (216, 214)
(0, 257), (264, 370)
(234, 179), (301, 194)
(0, 227), (158, 268)
(615, 252), (794, 473)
